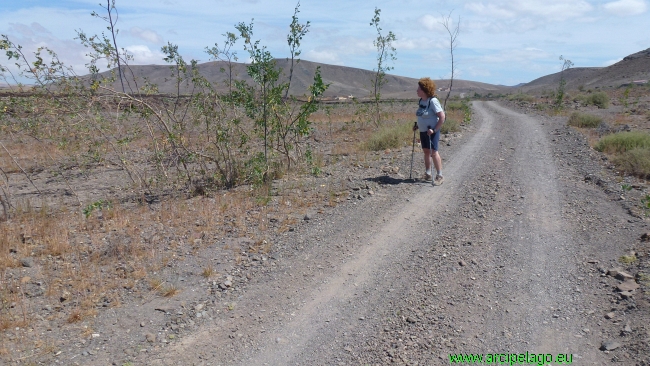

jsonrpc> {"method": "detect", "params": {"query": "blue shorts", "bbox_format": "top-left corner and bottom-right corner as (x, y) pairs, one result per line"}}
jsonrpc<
(420, 130), (440, 151)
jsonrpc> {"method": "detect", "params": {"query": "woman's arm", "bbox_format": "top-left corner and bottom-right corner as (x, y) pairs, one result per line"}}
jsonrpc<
(432, 111), (445, 133)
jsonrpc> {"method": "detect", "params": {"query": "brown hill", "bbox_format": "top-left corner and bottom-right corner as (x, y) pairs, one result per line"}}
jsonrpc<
(93, 58), (511, 99)
(519, 48), (650, 93)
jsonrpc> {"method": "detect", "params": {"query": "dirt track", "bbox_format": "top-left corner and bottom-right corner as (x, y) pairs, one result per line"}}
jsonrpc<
(128, 101), (648, 365)
(6, 100), (647, 365)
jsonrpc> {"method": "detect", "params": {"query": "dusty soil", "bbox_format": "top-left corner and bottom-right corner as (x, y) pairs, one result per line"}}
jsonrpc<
(2, 100), (650, 365)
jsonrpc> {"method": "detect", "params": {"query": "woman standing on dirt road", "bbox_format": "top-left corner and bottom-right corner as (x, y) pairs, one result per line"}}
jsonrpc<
(414, 77), (445, 185)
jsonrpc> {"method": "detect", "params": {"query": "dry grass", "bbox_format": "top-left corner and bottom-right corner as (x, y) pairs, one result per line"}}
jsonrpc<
(613, 113), (636, 126)
(66, 309), (83, 323)
(568, 112), (603, 128)
(364, 123), (410, 151)
(201, 266), (216, 278)
(0, 136), (63, 174)
(1, 96), (453, 360)
(160, 284), (179, 298)
(148, 277), (164, 292)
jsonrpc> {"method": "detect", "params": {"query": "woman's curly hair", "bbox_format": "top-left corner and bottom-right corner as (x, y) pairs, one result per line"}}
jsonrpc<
(418, 77), (437, 98)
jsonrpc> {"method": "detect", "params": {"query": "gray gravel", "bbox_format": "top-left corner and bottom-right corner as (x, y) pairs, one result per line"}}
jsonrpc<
(14, 99), (645, 366)
(134, 101), (649, 365)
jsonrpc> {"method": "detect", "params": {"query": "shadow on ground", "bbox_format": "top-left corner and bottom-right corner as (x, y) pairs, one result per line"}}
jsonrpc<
(365, 175), (421, 185)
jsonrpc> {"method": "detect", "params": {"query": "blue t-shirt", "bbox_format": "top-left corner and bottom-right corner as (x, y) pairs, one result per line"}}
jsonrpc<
(416, 97), (443, 132)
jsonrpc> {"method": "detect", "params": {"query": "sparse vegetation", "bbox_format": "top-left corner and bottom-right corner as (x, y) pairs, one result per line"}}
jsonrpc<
(642, 194), (650, 216)
(201, 266), (216, 278)
(618, 254), (637, 264)
(445, 99), (472, 125)
(161, 284), (179, 297)
(364, 123), (409, 151)
(441, 118), (461, 134)
(638, 272), (650, 286)
(368, 7), (397, 126)
(610, 148), (650, 179)
(595, 131), (650, 154)
(595, 131), (650, 178)
(577, 91), (610, 108)
(567, 112), (602, 128)
(1, 1), (649, 363)
(554, 56), (574, 110)
(0, 2), (343, 358)
(507, 93), (535, 103)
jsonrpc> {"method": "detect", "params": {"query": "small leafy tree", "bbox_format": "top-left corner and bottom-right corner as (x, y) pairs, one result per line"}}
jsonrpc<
(76, 0), (135, 94)
(235, 20), (279, 165)
(554, 55), (573, 110)
(205, 32), (239, 93)
(0, 35), (100, 209)
(0, 35), (76, 92)
(204, 33), (247, 187)
(2, 0), (327, 200)
(369, 7), (397, 126)
(233, 12), (328, 174)
(285, 1), (310, 99)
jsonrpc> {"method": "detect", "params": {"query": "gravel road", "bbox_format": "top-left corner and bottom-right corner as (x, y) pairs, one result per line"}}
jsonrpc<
(144, 101), (648, 365)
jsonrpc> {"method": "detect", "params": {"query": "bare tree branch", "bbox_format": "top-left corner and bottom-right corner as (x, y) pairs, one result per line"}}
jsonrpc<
(440, 12), (460, 109)
(26, 135), (83, 206)
(0, 140), (42, 195)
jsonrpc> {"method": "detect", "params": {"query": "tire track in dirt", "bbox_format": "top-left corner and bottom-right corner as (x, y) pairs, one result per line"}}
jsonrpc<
(152, 101), (618, 365)
(237, 102), (498, 365)
(150, 103), (497, 365)
(318, 101), (612, 365)
(469, 101), (601, 362)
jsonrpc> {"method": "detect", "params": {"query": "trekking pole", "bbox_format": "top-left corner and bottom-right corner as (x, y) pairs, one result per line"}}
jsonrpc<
(409, 122), (417, 180)
(428, 126), (435, 187)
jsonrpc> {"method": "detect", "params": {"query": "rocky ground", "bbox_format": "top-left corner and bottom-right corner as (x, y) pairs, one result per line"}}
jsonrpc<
(2, 99), (649, 365)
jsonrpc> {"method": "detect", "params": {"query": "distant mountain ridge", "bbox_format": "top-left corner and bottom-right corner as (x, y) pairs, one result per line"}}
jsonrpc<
(93, 58), (510, 99)
(517, 47), (650, 93)
(9, 48), (649, 96)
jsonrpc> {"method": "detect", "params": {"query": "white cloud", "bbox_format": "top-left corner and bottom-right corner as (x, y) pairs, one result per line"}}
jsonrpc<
(464, 3), (517, 19)
(305, 50), (341, 65)
(418, 15), (446, 32)
(1, 23), (92, 79)
(1, 0), (648, 86)
(130, 27), (163, 44)
(465, 65), (492, 78)
(465, 0), (593, 21)
(125, 45), (166, 64)
(478, 47), (549, 64)
(394, 38), (417, 51)
(603, 0), (648, 16)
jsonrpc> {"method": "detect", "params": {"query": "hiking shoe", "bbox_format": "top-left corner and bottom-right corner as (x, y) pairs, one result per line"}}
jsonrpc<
(434, 175), (444, 186)
(423, 173), (432, 181)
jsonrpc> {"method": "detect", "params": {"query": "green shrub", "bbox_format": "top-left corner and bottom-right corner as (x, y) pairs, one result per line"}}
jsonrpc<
(365, 123), (409, 151)
(567, 112), (602, 128)
(573, 91), (609, 108)
(573, 94), (588, 104)
(611, 148), (650, 179)
(588, 92), (609, 108)
(445, 101), (466, 111)
(595, 131), (650, 154)
(445, 99), (472, 124)
(441, 118), (460, 134)
(507, 93), (535, 103)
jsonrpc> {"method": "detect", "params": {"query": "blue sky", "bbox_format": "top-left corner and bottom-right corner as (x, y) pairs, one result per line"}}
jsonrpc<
(1, 0), (648, 86)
